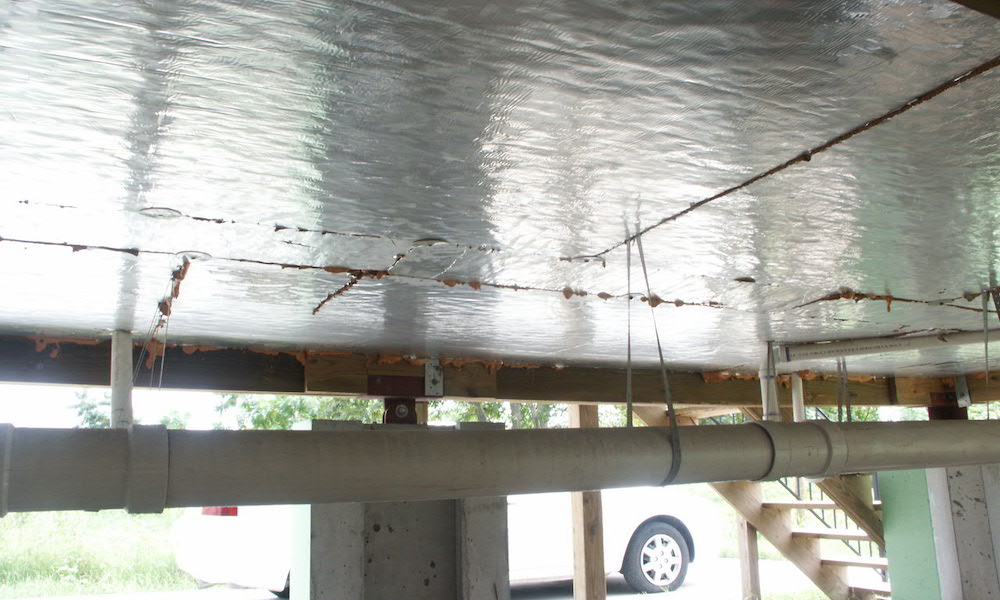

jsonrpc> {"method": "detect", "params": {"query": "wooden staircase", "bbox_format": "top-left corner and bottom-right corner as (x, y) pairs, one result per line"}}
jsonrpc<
(712, 474), (889, 600)
(630, 406), (889, 599)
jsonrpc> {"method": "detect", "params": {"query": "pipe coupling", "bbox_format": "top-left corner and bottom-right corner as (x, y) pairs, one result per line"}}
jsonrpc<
(0, 424), (12, 518)
(751, 421), (845, 480)
(126, 425), (169, 514)
(811, 420), (849, 478)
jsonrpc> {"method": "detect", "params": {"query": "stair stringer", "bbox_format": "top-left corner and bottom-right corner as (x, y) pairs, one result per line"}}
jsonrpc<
(711, 480), (872, 600)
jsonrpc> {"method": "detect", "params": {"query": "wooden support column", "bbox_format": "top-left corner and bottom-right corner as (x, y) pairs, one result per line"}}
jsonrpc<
(570, 404), (606, 600)
(738, 519), (762, 600)
(110, 330), (133, 428)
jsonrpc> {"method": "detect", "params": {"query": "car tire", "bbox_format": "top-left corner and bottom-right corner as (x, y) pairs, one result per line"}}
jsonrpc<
(621, 521), (690, 593)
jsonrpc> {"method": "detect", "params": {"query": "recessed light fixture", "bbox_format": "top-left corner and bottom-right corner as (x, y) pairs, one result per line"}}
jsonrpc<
(413, 238), (450, 247)
(175, 250), (212, 262)
(138, 207), (182, 219)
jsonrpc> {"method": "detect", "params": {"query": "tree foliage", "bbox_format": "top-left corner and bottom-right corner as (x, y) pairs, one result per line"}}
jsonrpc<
(215, 394), (385, 430)
(72, 391), (110, 429)
(158, 410), (190, 429)
(214, 394), (566, 430)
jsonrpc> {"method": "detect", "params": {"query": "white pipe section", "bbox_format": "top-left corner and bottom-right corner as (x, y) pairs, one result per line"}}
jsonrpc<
(779, 329), (1000, 363)
(5, 421), (1000, 515)
(110, 330), (133, 428)
(791, 374), (806, 423)
(759, 343), (781, 422)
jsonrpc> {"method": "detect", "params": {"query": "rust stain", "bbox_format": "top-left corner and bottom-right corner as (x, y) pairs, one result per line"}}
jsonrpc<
(144, 337), (165, 369)
(702, 369), (879, 385)
(796, 286), (999, 314)
(31, 336), (100, 358)
(573, 53), (1000, 260)
(157, 257), (192, 319)
(368, 353), (544, 375)
(0, 236), (721, 314)
(0, 236), (141, 257)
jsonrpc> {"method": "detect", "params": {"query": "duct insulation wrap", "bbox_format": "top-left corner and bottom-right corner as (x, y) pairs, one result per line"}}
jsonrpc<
(5, 421), (1000, 514)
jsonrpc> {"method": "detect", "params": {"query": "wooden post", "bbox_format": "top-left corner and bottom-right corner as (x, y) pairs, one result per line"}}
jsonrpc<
(570, 404), (606, 600)
(738, 519), (761, 600)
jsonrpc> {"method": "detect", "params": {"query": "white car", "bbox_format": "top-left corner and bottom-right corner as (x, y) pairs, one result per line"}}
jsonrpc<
(172, 485), (716, 596)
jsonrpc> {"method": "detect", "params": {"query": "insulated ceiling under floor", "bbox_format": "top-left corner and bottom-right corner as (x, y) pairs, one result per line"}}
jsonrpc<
(0, 0), (998, 375)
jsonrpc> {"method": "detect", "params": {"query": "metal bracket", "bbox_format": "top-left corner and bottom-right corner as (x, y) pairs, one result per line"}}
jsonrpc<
(956, 375), (972, 408)
(424, 359), (444, 397)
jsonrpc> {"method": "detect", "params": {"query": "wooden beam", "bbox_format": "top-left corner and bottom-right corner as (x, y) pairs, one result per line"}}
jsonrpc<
(5, 334), (1000, 408)
(306, 355), (933, 407)
(949, 0), (1000, 20)
(738, 519), (762, 600)
(570, 405), (606, 600)
(816, 475), (885, 549)
(0, 335), (304, 393)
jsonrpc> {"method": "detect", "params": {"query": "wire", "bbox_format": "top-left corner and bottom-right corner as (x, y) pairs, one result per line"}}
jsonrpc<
(625, 227), (633, 429)
(634, 231), (681, 484)
(984, 292), (990, 387)
(133, 274), (175, 386)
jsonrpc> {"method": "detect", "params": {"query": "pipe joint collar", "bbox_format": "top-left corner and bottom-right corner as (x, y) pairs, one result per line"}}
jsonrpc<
(751, 421), (792, 481)
(811, 421), (849, 478)
(751, 422), (840, 481)
(0, 424), (12, 518)
(126, 425), (169, 514)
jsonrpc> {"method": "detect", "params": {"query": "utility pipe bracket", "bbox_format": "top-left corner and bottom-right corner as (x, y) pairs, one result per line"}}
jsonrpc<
(126, 424), (169, 514)
(0, 424), (12, 518)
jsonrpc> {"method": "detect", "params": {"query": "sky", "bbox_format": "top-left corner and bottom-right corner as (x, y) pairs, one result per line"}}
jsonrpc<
(0, 382), (228, 429)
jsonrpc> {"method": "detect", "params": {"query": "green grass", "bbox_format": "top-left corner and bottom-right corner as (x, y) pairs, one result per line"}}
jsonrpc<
(0, 510), (197, 599)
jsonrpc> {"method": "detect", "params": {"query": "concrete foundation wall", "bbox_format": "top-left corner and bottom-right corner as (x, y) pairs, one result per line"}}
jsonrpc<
(882, 465), (1000, 600)
(292, 421), (509, 600)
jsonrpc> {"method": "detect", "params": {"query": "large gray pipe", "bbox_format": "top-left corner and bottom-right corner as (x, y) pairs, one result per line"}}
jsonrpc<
(2, 420), (1000, 515)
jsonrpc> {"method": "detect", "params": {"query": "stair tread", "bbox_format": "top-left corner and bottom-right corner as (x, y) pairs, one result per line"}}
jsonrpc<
(851, 580), (892, 593)
(763, 499), (882, 510)
(763, 499), (838, 509)
(821, 555), (888, 568)
(792, 528), (872, 540)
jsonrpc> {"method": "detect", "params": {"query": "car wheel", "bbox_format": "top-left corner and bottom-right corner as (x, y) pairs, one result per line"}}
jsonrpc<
(622, 521), (690, 593)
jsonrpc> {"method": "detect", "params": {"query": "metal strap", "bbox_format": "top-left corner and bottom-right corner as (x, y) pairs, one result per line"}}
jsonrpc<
(634, 233), (681, 484)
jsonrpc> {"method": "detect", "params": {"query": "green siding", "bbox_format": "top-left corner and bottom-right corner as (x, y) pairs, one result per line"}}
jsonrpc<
(880, 470), (940, 600)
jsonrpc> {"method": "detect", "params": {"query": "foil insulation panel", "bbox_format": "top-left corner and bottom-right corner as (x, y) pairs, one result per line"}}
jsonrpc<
(0, 0), (998, 375)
